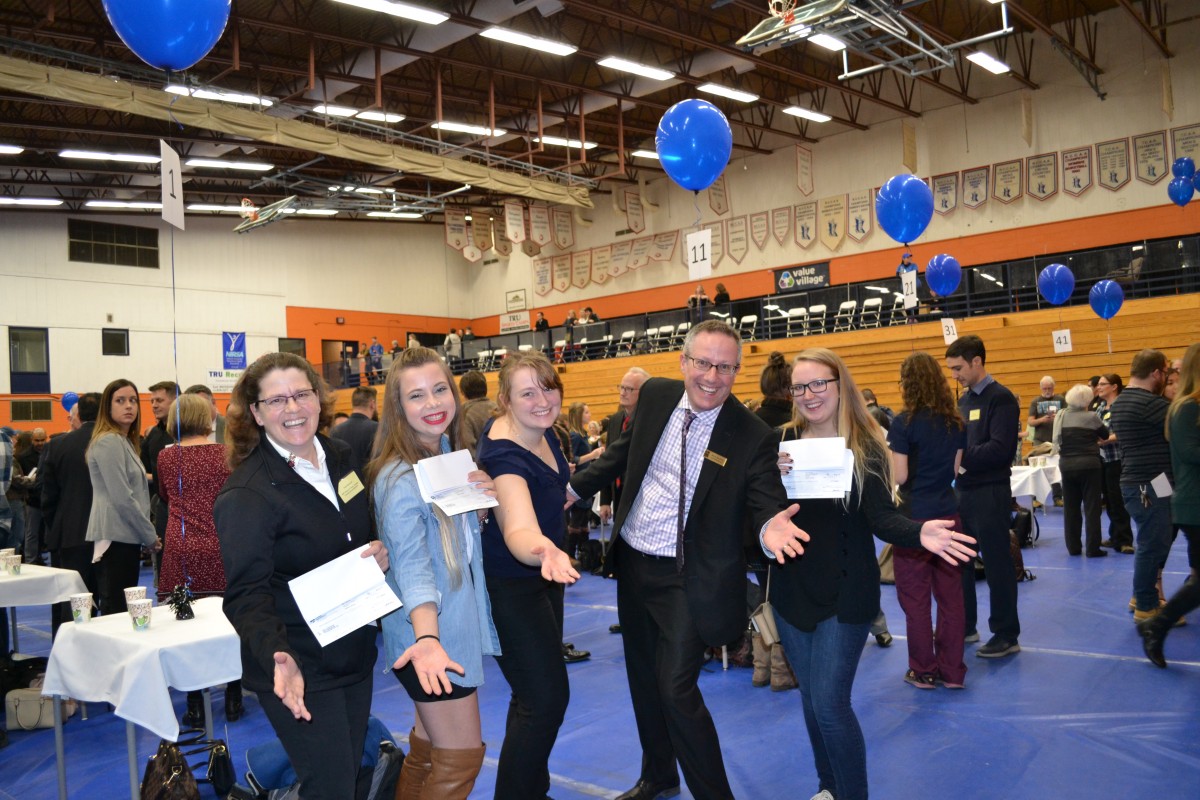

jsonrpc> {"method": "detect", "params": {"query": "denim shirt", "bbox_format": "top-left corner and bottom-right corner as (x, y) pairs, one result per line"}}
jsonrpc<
(374, 439), (500, 688)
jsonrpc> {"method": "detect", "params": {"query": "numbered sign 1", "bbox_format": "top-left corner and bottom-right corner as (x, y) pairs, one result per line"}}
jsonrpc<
(1052, 328), (1073, 353)
(159, 140), (185, 230)
(941, 318), (959, 345)
(686, 228), (713, 281)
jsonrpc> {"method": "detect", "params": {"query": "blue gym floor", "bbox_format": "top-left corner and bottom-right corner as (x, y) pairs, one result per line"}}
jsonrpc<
(3, 510), (1199, 799)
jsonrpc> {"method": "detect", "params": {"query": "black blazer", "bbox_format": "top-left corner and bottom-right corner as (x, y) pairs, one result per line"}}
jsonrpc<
(571, 378), (788, 645)
(598, 409), (628, 509)
(214, 434), (377, 694)
(40, 422), (96, 551)
(330, 412), (379, 472)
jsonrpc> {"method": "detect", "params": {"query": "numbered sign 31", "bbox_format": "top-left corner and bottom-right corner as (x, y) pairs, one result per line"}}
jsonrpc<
(686, 228), (713, 281)
(1052, 328), (1073, 353)
(941, 318), (959, 345)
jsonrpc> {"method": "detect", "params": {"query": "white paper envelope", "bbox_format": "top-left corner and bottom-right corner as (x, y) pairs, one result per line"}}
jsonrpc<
(780, 437), (847, 469)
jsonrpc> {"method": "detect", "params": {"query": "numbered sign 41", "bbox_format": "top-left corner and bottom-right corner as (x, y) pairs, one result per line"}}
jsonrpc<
(686, 228), (713, 281)
(1052, 329), (1073, 353)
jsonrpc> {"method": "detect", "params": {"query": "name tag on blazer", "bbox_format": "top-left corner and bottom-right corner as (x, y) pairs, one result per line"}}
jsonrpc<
(704, 449), (727, 467)
(338, 472), (365, 503)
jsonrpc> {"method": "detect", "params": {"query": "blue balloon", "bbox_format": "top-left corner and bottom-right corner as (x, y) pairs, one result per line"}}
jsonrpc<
(875, 175), (933, 245)
(1172, 157), (1196, 180)
(1168, 176), (1194, 208)
(61, 391), (79, 412)
(1037, 263), (1075, 306)
(103, 0), (231, 71)
(925, 254), (962, 296)
(655, 100), (733, 192)
(1089, 280), (1124, 320)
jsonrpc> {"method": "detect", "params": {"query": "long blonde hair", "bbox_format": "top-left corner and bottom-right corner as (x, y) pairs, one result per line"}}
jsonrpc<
(367, 347), (465, 586)
(1166, 342), (1200, 440)
(782, 347), (893, 500)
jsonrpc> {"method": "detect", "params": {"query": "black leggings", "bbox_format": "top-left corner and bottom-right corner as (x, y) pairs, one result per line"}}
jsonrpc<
(96, 541), (144, 615)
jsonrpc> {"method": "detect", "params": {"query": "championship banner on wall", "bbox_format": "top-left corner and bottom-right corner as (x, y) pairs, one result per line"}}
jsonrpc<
(847, 188), (872, 243)
(493, 218), (513, 257)
(462, 244), (482, 263)
(610, 241), (632, 277)
(471, 212), (493, 251)
(444, 208), (468, 250)
(591, 246), (611, 286)
(1097, 139), (1131, 191)
(1171, 123), (1200, 161)
(551, 254), (571, 292)
(962, 166), (988, 209)
(520, 240), (541, 257)
(529, 205), (552, 246)
(992, 160), (1023, 204)
(794, 202), (816, 249)
(533, 257), (552, 296)
(1133, 131), (1168, 184)
(750, 211), (769, 250)
(726, 217), (749, 264)
(817, 195), (846, 252)
(773, 262), (830, 293)
(629, 236), (654, 268)
(796, 145), (814, 195)
(1062, 146), (1093, 196)
(933, 173), (958, 215)
(571, 250), (591, 288)
(703, 221), (724, 268)
(649, 231), (678, 262)
(1027, 154), (1058, 201)
(708, 174), (729, 216)
(624, 190), (645, 233)
(772, 206), (791, 245)
(552, 208), (575, 249)
(503, 199), (526, 243)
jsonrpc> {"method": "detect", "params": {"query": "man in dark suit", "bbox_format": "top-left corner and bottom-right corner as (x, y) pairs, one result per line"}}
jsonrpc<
(569, 320), (807, 800)
(41, 392), (101, 635)
(331, 386), (379, 471)
(598, 367), (650, 526)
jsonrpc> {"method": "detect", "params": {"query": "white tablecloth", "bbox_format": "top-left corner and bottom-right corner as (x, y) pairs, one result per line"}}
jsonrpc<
(42, 596), (241, 741)
(1010, 463), (1061, 505)
(0, 564), (87, 606)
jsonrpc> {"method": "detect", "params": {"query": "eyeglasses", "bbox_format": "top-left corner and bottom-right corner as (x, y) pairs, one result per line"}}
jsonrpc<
(789, 378), (839, 397)
(256, 388), (317, 410)
(684, 356), (740, 376)
(617, 384), (641, 394)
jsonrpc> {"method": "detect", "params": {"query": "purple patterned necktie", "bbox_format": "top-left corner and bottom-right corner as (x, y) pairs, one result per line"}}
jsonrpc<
(677, 410), (697, 572)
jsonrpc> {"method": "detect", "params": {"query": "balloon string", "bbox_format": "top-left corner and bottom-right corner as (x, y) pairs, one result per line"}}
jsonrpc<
(169, 223), (191, 594)
(165, 69), (184, 130)
(692, 191), (702, 228)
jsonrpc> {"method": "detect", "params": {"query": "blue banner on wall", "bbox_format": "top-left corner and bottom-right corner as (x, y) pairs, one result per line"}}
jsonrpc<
(223, 332), (247, 370)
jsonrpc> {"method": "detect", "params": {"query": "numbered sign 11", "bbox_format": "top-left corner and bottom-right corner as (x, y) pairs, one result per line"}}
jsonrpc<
(686, 228), (713, 281)
(1052, 328), (1073, 353)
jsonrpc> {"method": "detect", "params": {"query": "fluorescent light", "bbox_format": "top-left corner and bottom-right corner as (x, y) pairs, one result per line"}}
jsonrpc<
(698, 83), (759, 103)
(0, 144), (24, 155)
(479, 26), (577, 57)
(330, 0), (448, 25)
(314, 104), (359, 117)
(783, 106), (832, 123)
(353, 187), (385, 195)
(85, 200), (163, 209)
(165, 84), (273, 107)
(60, 149), (160, 164)
(280, 208), (340, 216)
(597, 57), (674, 81)
(631, 150), (660, 160)
(185, 158), (274, 172)
(966, 51), (1010, 74)
(367, 211), (424, 219)
(356, 110), (405, 123)
(433, 121), (507, 137)
(536, 136), (598, 150)
(187, 204), (248, 213)
(314, 105), (403, 123)
(985, 0), (1004, 4)
(0, 197), (63, 206)
(809, 33), (846, 51)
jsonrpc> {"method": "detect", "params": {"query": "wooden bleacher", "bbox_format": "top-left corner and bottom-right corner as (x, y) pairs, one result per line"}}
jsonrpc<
(336, 294), (1200, 428)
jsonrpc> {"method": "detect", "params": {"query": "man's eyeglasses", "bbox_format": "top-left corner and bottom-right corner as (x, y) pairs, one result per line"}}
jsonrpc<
(684, 356), (740, 376)
(256, 389), (317, 410)
(617, 385), (640, 394)
(789, 378), (839, 397)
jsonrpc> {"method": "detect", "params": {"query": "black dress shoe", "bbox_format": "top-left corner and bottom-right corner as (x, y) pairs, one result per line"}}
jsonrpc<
(609, 624), (622, 634)
(1137, 618), (1168, 668)
(614, 779), (681, 800)
(1085, 550), (1108, 558)
(562, 645), (591, 664)
(875, 632), (893, 647)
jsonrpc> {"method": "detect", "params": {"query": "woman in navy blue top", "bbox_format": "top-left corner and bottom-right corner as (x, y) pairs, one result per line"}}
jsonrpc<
(476, 352), (579, 800)
(886, 352), (969, 690)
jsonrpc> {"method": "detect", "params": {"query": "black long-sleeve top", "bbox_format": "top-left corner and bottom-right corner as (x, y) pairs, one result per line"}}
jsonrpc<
(957, 377), (1020, 489)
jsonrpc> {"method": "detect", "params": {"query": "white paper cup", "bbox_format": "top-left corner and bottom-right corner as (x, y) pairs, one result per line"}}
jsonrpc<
(70, 592), (93, 624)
(0, 548), (14, 557)
(128, 598), (153, 631)
(124, 586), (147, 606)
(4, 555), (21, 575)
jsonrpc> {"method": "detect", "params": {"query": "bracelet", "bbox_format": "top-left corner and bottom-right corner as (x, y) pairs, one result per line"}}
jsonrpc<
(415, 634), (440, 644)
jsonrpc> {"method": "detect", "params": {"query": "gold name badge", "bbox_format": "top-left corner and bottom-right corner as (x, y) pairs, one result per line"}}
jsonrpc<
(704, 450), (728, 467)
(968, 409), (981, 421)
(338, 472), (365, 503)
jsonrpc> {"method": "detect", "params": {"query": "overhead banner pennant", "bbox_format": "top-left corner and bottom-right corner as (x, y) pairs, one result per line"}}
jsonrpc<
(726, 216), (749, 264)
(610, 241), (632, 277)
(1171, 123), (1200, 161)
(1062, 146), (1093, 196)
(629, 236), (654, 268)
(571, 250), (591, 289)
(962, 166), (988, 209)
(1097, 139), (1131, 191)
(492, 218), (513, 256)
(591, 246), (611, 285)
(772, 206), (792, 245)
(992, 159), (1023, 204)
(521, 239), (541, 257)
(552, 208), (575, 249)
(817, 195), (846, 252)
(462, 244), (483, 263)
(1027, 154), (1058, 201)
(708, 174), (729, 216)
(625, 190), (645, 233)
(533, 257), (553, 296)
(703, 221), (725, 269)
(444, 208), (468, 250)
(649, 231), (679, 262)
(933, 172), (958, 215)
(794, 202), (816, 249)
(529, 205), (552, 246)
(471, 212), (493, 251)
(750, 211), (769, 250)
(847, 188), (872, 243)
(551, 254), (571, 292)
(795, 145), (814, 195)
(504, 199), (526, 243)
(1133, 131), (1168, 184)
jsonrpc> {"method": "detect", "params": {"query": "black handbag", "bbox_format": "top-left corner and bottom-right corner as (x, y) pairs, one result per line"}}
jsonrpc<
(181, 737), (236, 798)
(141, 740), (201, 800)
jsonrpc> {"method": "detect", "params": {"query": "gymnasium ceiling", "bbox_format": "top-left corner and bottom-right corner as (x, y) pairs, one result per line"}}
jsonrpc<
(0, 0), (1180, 221)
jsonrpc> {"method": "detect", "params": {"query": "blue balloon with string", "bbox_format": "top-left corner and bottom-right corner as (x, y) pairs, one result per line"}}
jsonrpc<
(655, 99), (733, 192)
(103, 0), (231, 71)
(1037, 263), (1075, 305)
(876, 174), (934, 244)
(1089, 280), (1124, 320)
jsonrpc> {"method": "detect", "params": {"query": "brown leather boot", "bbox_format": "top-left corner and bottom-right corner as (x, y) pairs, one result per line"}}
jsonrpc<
(424, 743), (487, 800)
(751, 633), (770, 687)
(770, 643), (797, 692)
(396, 729), (432, 799)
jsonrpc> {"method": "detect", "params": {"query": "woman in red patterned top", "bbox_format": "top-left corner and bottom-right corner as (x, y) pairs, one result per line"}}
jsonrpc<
(157, 393), (239, 724)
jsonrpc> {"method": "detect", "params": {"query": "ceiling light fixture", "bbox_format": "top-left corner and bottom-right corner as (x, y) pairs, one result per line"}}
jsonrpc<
(60, 150), (161, 164)
(330, 0), (449, 25)
(356, 110), (405, 123)
(808, 33), (847, 52)
(479, 26), (577, 57)
(281, 208), (341, 216)
(367, 210), (424, 219)
(187, 204), (248, 213)
(697, 83), (759, 103)
(433, 121), (507, 137)
(185, 158), (275, 172)
(783, 106), (832, 123)
(165, 84), (274, 107)
(630, 150), (660, 160)
(314, 104), (359, 117)
(966, 51), (1010, 74)
(85, 200), (163, 209)
(0, 197), (63, 206)
(536, 136), (598, 150)
(597, 57), (674, 81)
(0, 144), (25, 155)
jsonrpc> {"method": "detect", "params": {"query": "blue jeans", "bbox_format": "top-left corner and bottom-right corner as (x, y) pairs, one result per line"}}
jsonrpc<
(1123, 484), (1173, 612)
(776, 613), (871, 800)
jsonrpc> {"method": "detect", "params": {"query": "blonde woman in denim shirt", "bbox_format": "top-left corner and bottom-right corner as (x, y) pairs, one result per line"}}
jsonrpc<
(368, 347), (500, 799)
